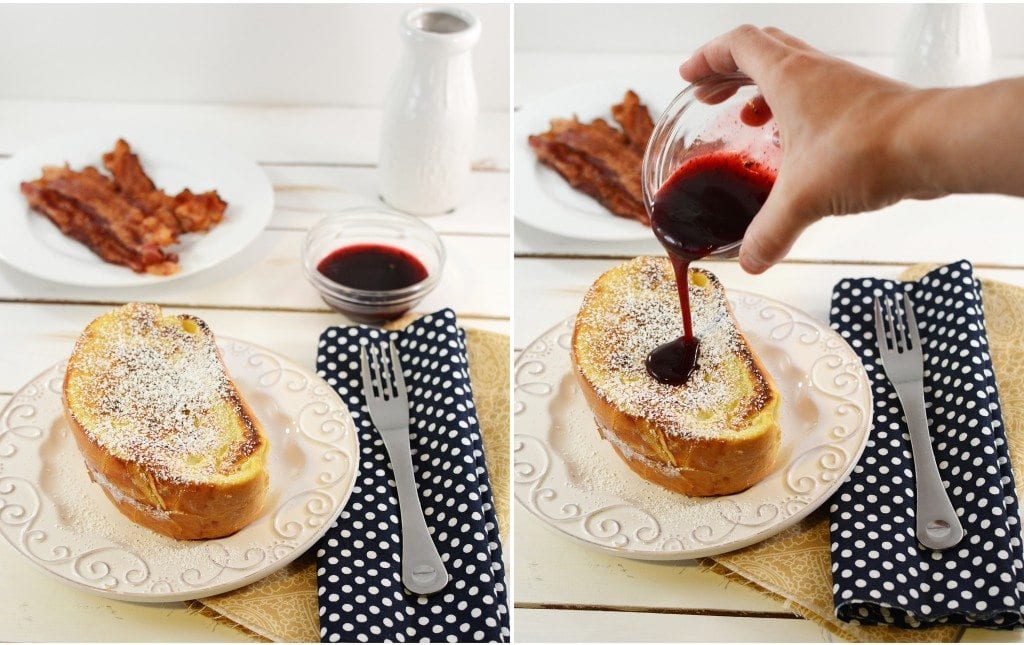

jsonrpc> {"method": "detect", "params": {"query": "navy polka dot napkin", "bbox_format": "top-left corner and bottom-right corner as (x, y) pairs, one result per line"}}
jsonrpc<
(828, 260), (1024, 629)
(313, 309), (509, 643)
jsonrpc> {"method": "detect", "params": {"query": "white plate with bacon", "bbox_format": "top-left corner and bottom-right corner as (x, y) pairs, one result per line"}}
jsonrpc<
(515, 77), (678, 241)
(0, 129), (273, 287)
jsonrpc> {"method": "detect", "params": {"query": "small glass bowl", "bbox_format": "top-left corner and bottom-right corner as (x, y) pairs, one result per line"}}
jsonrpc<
(302, 207), (446, 324)
(642, 73), (781, 258)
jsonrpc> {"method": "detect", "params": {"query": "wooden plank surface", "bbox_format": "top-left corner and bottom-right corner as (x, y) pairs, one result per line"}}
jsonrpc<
(0, 229), (509, 320)
(515, 193), (1024, 266)
(265, 163), (509, 235)
(0, 302), (507, 397)
(514, 608), (829, 643)
(514, 511), (790, 614)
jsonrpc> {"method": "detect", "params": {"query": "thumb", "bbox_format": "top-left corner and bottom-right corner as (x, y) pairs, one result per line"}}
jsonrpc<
(738, 175), (812, 274)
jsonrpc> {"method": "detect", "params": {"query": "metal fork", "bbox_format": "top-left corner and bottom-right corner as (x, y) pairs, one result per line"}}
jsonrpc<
(873, 293), (964, 550)
(360, 340), (449, 595)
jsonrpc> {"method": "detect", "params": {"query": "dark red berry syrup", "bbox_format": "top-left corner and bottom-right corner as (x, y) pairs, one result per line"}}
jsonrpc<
(646, 151), (776, 385)
(317, 244), (429, 322)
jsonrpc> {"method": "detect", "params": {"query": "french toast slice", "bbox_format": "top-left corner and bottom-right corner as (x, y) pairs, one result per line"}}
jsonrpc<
(63, 303), (269, 539)
(571, 257), (781, 497)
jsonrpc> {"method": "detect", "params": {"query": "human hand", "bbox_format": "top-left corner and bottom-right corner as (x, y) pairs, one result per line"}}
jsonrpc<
(680, 26), (926, 273)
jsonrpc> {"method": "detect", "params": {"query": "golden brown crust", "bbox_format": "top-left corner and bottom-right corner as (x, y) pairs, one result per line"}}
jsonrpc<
(62, 304), (269, 540)
(63, 403), (268, 539)
(571, 258), (781, 497)
(574, 350), (781, 497)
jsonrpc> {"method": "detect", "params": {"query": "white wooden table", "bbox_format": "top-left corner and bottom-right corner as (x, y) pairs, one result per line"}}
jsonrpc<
(0, 99), (509, 641)
(513, 51), (1024, 643)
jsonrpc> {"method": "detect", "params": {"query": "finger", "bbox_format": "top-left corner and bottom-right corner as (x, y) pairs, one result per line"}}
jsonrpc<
(679, 25), (786, 83)
(694, 78), (744, 105)
(762, 26), (815, 51)
(680, 26), (754, 80)
(738, 176), (814, 274)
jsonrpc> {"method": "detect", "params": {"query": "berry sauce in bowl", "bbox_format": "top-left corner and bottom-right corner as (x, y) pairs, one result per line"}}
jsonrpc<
(302, 207), (445, 324)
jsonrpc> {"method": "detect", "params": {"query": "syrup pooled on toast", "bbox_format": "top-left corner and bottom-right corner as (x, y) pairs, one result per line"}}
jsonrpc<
(647, 151), (775, 385)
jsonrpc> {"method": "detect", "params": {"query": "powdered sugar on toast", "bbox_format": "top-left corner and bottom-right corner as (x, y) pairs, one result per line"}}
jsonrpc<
(574, 256), (768, 439)
(67, 303), (251, 483)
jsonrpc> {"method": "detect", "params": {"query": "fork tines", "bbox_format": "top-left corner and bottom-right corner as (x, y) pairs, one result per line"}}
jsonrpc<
(360, 340), (405, 401)
(874, 292), (918, 353)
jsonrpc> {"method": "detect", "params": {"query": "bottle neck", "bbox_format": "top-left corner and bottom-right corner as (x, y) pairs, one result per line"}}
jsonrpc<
(399, 8), (480, 57)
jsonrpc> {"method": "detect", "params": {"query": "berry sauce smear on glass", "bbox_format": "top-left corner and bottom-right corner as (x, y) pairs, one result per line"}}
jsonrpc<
(646, 150), (776, 386)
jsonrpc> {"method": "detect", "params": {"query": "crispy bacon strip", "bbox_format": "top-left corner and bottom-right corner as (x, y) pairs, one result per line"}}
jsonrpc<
(39, 165), (178, 248)
(611, 90), (655, 154)
(102, 138), (182, 235)
(22, 138), (228, 276)
(20, 180), (178, 275)
(103, 139), (228, 234)
(529, 135), (648, 224)
(549, 117), (645, 204)
(528, 90), (655, 225)
(528, 115), (648, 225)
(171, 188), (228, 233)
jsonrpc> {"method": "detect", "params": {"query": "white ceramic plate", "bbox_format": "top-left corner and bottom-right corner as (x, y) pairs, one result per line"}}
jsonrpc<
(0, 337), (358, 602)
(513, 291), (873, 560)
(514, 76), (679, 241)
(0, 128), (274, 287)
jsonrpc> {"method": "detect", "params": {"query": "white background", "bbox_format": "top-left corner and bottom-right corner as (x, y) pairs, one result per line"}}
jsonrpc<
(516, 3), (1024, 56)
(0, 3), (510, 109)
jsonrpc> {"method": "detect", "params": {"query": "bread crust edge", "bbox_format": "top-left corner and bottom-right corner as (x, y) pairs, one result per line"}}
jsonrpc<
(62, 305), (270, 540)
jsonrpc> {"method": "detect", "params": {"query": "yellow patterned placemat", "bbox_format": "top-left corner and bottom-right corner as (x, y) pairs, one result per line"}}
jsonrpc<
(192, 322), (510, 642)
(705, 264), (1024, 642)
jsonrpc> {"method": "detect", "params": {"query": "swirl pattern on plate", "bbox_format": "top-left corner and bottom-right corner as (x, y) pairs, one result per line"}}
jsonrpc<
(0, 338), (358, 601)
(513, 291), (872, 559)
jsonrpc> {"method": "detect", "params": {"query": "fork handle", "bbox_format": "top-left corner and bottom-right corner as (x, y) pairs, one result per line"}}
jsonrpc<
(895, 382), (965, 551)
(379, 429), (450, 595)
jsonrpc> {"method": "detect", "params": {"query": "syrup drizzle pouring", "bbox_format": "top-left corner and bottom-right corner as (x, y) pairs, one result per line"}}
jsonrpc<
(646, 150), (776, 386)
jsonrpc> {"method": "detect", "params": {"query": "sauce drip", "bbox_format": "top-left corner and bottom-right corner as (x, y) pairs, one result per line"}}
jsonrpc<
(647, 151), (775, 385)
(740, 95), (773, 127)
